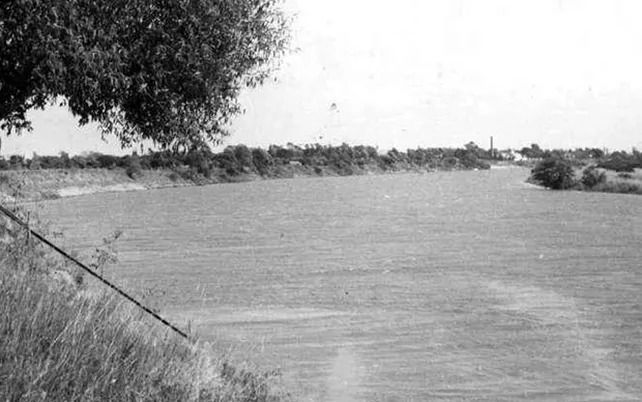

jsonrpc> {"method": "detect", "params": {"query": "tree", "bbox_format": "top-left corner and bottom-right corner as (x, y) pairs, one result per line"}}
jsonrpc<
(251, 147), (272, 175)
(519, 143), (544, 159)
(530, 157), (576, 190)
(232, 144), (254, 170)
(0, 0), (290, 149)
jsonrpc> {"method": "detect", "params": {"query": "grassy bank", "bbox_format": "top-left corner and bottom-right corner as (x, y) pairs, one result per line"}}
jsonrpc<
(0, 168), (194, 201)
(0, 208), (289, 401)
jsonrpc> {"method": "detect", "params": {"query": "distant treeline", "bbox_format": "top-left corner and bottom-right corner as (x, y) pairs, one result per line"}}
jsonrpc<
(2, 142), (639, 181)
(0, 143), (495, 180)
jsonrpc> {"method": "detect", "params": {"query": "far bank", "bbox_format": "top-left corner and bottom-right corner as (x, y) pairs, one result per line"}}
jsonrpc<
(0, 162), (494, 203)
(0, 143), (495, 202)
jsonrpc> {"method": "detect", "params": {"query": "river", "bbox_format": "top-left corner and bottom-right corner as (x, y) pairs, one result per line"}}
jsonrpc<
(38, 167), (642, 401)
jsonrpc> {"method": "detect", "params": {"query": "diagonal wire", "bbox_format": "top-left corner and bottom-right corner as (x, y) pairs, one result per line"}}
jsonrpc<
(0, 203), (190, 340)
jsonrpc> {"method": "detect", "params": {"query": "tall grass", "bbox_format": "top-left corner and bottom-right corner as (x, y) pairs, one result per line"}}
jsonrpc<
(579, 167), (642, 195)
(0, 210), (289, 401)
(589, 180), (642, 194)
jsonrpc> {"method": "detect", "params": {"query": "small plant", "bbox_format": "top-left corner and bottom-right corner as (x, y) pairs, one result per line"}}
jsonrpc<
(126, 164), (142, 179)
(168, 171), (180, 182)
(88, 230), (123, 277)
(124, 153), (143, 179)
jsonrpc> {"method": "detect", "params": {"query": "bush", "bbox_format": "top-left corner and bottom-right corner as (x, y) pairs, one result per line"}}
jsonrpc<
(184, 150), (212, 178)
(167, 171), (180, 182)
(252, 148), (273, 176)
(232, 145), (254, 171)
(95, 154), (121, 169)
(531, 157), (576, 189)
(123, 153), (143, 179)
(581, 166), (606, 189)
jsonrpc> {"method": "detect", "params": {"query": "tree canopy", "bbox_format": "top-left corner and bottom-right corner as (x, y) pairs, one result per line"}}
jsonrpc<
(0, 0), (290, 149)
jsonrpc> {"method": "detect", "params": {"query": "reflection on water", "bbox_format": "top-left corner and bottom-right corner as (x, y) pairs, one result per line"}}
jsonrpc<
(39, 168), (642, 401)
(327, 347), (360, 402)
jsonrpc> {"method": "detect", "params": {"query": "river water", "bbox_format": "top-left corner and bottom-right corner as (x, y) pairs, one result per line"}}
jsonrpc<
(39, 167), (642, 401)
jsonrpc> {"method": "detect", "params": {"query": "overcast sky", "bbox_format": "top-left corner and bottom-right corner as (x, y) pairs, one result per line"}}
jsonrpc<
(4, 0), (642, 155)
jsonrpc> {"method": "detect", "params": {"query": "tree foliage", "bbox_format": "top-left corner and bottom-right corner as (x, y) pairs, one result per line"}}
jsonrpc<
(597, 150), (642, 172)
(0, 0), (290, 149)
(0, 143), (494, 178)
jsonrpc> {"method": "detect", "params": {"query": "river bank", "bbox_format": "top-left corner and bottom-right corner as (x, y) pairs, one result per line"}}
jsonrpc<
(0, 168), (191, 202)
(0, 162), (492, 202)
(1, 143), (499, 202)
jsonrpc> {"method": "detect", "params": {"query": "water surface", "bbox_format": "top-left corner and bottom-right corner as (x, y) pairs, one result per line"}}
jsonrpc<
(40, 168), (642, 401)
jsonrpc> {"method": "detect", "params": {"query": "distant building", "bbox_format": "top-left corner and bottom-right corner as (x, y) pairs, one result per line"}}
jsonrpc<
(499, 149), (520, 161)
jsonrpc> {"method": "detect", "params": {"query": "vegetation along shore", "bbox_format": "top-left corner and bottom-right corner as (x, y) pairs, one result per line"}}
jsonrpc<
(0, 142), (493, 201)
(526, 145), (642, 194)
(3, 142), (641, 201)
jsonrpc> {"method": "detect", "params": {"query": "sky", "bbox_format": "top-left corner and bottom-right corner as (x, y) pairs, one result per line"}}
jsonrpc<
(3, 0), (642, 156)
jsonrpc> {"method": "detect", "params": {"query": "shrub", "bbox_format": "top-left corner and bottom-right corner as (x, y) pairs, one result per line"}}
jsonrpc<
(531, 157), (576, 189)
(581, 166), (606, 189)
(8, 155), (25, 169)
(123, 153), (143, 179)
(125, 165), (142, 179)
(214, 148), (242, 176)
(167, 171), (180, 182)
(443, 156), (459, 169)
(70, 155), (88, 168)
(252, 148), (273, 175)
(232, 145), (254, 169)
(96, 153), (120, 169)
(183, 149), (212, 178)
(146, 151), (178, 169)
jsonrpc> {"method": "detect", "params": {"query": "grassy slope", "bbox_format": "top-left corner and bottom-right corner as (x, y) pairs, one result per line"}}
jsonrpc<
(0, 168), (193, 201)
(0, 211), (289, 401)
